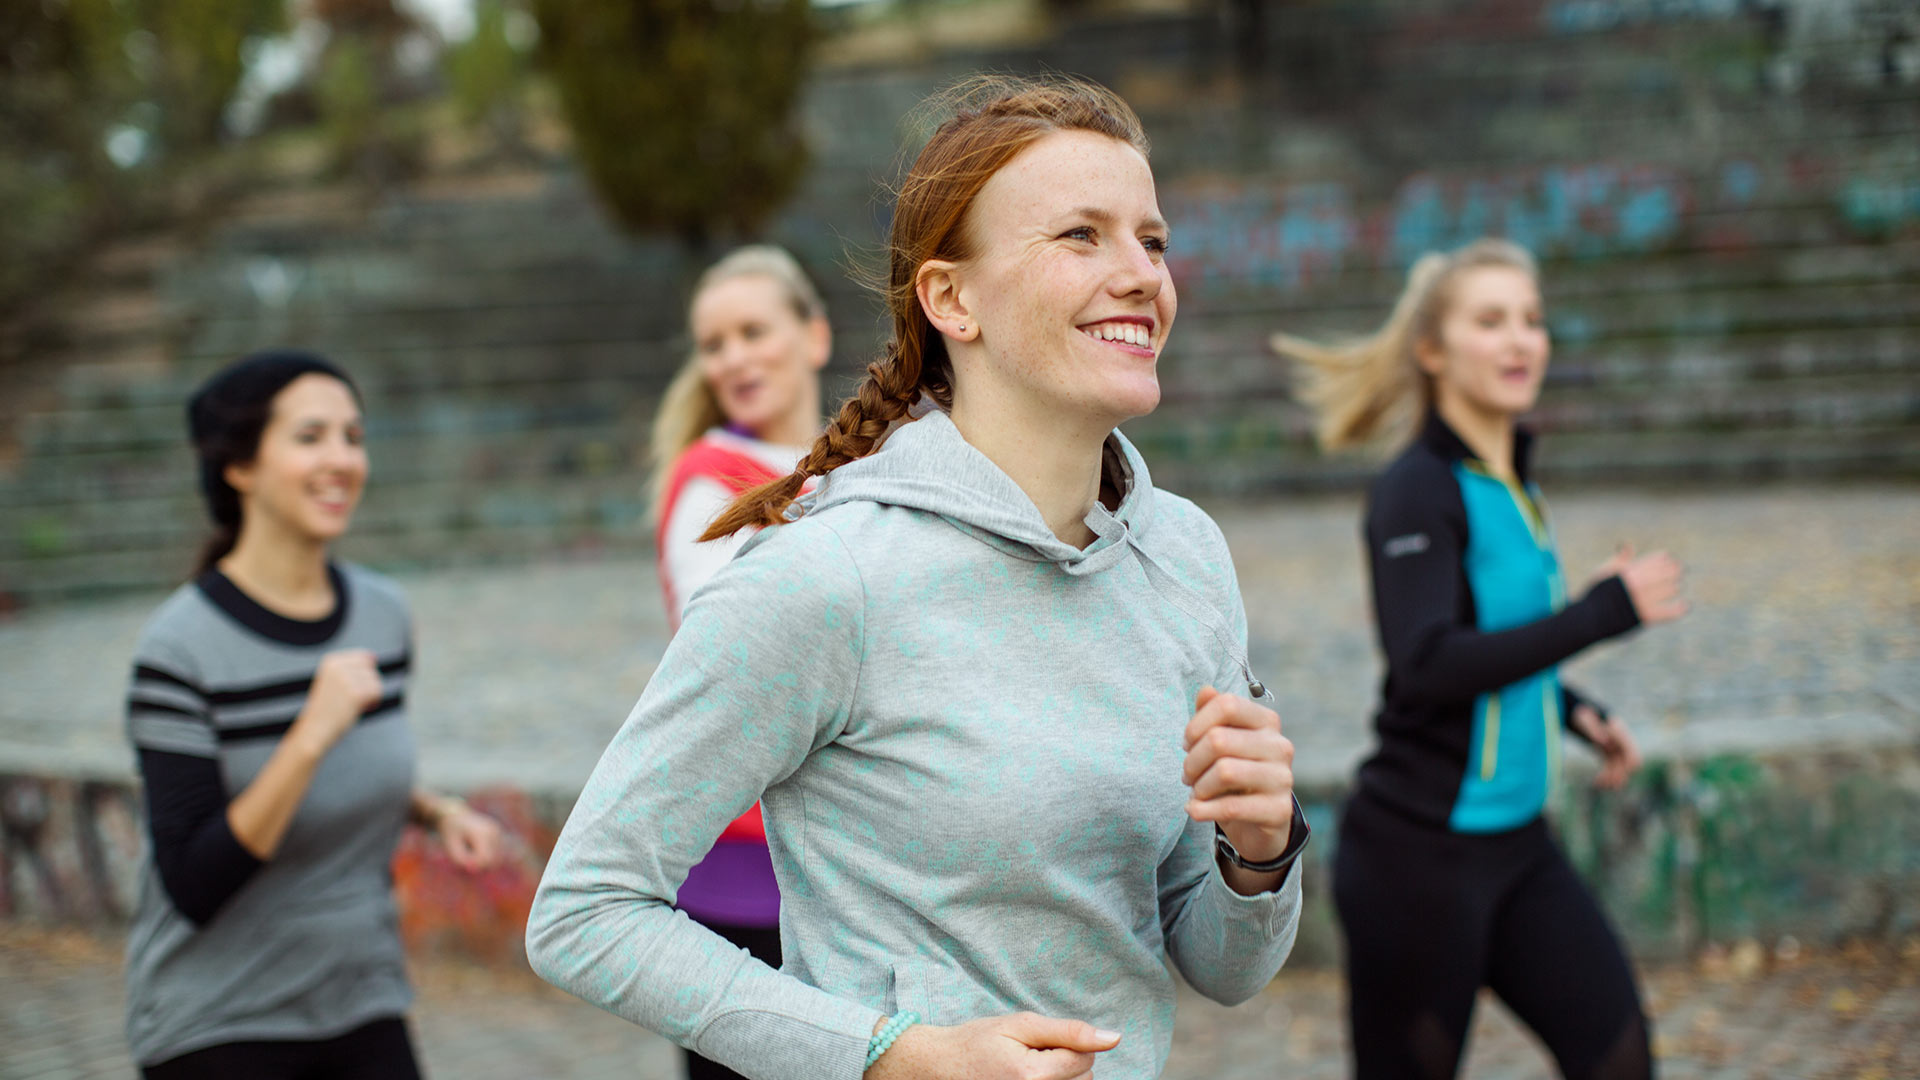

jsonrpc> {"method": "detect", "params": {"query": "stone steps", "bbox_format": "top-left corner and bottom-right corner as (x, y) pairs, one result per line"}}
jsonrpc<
(3, 2), (1917, 603)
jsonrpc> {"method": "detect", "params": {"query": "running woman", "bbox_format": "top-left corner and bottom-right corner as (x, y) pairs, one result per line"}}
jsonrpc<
(529, 75), (1309, 1080)
(1276, 238), (1687, 1080)
(123, 351), (504, 1078)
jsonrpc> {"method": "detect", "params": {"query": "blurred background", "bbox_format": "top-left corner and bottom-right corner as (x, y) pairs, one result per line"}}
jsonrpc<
(1, 1), (1917, 1077)
(1, 0), (1915, 601)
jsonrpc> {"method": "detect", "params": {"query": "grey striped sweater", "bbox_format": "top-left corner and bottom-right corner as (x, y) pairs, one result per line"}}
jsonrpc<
(122, 562), (417, 1066)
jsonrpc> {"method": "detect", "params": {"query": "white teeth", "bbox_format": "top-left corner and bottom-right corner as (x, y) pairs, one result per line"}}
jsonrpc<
(1084, 323), (1152, 346)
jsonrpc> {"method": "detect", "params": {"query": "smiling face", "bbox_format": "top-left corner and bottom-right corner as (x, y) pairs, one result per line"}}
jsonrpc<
(939, 128), (1176, 431)
(224, 374), (367, 546)
(691, 273), (829, 441)
(1418, 265), (1550, 421)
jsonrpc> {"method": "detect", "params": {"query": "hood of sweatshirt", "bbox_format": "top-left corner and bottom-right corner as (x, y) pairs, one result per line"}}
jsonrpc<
(800, 409), (1266, 696)
(803, 409), (1154, 579)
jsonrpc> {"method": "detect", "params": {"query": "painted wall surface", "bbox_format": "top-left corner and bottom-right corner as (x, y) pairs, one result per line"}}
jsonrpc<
(7, 741), (1917, 969)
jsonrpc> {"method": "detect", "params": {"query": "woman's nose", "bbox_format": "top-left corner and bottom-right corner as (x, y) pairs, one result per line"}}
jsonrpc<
(1110, 240), (1162, 298)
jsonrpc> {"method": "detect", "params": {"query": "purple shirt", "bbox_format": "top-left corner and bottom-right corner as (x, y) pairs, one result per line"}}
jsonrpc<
(676, 839), (780, 927)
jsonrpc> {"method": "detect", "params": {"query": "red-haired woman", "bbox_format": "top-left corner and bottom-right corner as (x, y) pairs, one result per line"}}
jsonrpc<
(529, 76), (1308, 1080)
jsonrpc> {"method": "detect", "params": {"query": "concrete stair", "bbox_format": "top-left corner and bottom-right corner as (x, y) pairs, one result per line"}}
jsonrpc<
(3, 1), (1917, 603)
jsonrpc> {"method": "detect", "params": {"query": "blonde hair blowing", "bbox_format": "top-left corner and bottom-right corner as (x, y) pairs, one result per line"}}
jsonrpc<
(1273, 238), (1538, 453)
(647, 245), (828, 524)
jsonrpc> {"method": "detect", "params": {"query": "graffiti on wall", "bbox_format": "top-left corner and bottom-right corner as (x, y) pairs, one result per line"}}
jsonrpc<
(1164, 161), (1694, 294)
(391, 787), (557, 966)
(1164, 146), (1917, 298)
(1543, 0), (1920, 88)
(0, 772), (557, 967)
(0, 775), (143, 923)
(1544, 0), (1746, 35)
(1555, 749), (1920, 955)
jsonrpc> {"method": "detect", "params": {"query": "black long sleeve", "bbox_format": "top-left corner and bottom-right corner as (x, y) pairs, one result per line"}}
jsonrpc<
(137, 748), (264, 926)
(1366, 460), (1641, 708)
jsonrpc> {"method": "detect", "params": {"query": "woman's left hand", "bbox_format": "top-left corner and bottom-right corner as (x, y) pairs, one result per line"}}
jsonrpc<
(1182, 686), (1295, 864)
(436, 801), (505, 872)
(1570, 704), (1642, 790)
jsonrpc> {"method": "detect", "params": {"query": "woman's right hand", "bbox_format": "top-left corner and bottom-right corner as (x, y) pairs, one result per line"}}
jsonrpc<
(866, 1012), (1121, 1080)
(1590, 543), (1688, 625)
(289, 649), (384, 757)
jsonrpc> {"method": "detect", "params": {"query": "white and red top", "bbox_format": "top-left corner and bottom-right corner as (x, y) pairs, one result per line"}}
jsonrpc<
(657, 428), (813, 628)
(655, 428), (808, 866)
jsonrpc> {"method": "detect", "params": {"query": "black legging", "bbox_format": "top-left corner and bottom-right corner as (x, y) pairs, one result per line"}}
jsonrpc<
(142, 1016), (421, 1080)
(684, 921), (784, 1080)
(1333, 795), (1652, 1080)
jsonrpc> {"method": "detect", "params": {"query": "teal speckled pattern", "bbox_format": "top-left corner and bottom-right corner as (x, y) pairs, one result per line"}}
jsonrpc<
(526, 411), (1302, 1080)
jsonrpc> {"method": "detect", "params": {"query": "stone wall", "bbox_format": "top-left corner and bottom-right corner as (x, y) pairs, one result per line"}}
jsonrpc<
(8, 736), (1917, 968)
(3, 0), (1918, 602)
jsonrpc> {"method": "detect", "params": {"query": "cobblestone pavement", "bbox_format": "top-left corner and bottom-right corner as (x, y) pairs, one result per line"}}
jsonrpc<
(4, 924), (1916, 1079)
(4, 487), (1915, 792)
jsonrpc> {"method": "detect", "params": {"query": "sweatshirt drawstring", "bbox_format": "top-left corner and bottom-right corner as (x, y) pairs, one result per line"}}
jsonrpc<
(1119, 529), (1271, 703)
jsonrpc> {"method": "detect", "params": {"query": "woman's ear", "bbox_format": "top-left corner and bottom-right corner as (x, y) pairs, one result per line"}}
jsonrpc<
(1414, 335), (1446, 379)
(915, 260), (976, 342)
(223, 459), (256, 498)
(806, 315), (832, 372)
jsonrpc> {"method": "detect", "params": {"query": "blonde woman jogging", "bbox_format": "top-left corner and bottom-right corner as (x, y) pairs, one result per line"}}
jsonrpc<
(651, 246), (832, 625)
(1276, 239), (1686, 1080)
(529, 75), (1309, 1080)
(648, 245), (832, 1080)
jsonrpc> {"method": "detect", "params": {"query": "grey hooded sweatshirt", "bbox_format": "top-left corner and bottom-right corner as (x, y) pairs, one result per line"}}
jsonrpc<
(527, 410), (1301, 1079)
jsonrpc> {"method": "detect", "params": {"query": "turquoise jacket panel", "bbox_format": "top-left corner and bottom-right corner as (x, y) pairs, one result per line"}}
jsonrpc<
(1448, 461), (1567, 833)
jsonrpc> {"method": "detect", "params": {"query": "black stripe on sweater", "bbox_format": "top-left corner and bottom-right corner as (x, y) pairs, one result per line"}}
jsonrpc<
(213, 694), (405, 744)
(134, 664), (205, 696)
(201, 653), (411, 707)
(127, 697), (210, 722)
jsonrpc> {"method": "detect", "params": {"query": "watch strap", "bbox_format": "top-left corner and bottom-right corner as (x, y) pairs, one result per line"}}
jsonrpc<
(1215, 792), (1311, 874)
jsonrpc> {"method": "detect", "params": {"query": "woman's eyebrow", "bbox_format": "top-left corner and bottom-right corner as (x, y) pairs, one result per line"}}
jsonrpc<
(1058, 206), (1170, 233)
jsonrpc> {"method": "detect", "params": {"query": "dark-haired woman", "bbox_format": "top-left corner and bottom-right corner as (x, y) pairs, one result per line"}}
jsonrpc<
(528, 76), (1306, 1080)
(122, 351), (503, 1078)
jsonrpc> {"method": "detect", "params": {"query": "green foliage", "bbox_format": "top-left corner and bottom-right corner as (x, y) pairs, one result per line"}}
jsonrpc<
(531, 0), (815, 246)
(315, 34), (427, 184)
(447, 0), (533, 148)
(143, 0), (288, 151)
(0, 0), (282, 317)
(317, 34), (381, 159)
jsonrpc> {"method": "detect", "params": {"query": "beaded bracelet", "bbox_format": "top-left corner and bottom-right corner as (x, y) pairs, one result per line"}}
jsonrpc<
(865, 1010), (920, 1070)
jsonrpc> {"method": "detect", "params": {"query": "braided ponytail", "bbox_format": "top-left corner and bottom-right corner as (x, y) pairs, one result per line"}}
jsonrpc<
(701, 73), (1146, 538)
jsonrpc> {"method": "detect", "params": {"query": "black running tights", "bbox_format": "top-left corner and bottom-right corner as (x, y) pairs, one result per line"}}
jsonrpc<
(142, 1016), (421, 1080)
(1333, 796), (1653, 1080)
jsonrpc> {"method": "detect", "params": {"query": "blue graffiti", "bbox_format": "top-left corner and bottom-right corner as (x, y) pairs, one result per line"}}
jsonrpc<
(1545, 0), (1744, 35)
(1391, 164), (1686, 265)
(1840, 175), (1920, 234)
(1720, 160), (1762, 206)
(1168, 182), (1358, 291)
(1168, 161), (1690, 295)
